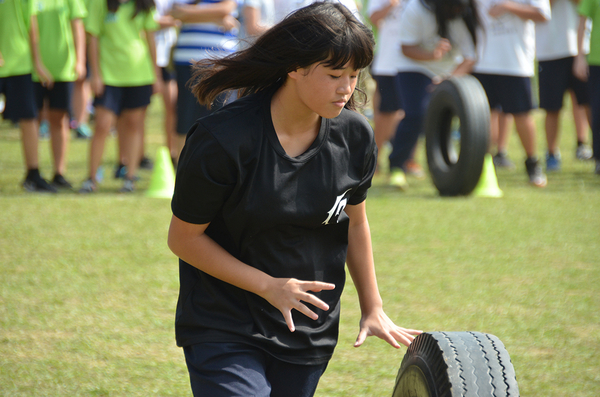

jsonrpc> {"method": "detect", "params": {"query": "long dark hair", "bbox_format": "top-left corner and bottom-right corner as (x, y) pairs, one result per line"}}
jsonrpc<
(107, 0), (155, 17)
(190, 1), (375, 110)
(422, 0), (480, 47)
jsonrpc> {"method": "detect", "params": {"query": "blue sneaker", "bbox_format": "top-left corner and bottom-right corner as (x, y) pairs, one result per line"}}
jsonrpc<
(545, 151), (561, 172)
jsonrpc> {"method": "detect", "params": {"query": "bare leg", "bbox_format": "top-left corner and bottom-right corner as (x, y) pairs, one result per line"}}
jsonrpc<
(48, 109), (70, 176)
(544, 110), (560, 154)
(88, 106), (116, 181)
(513, 112), (537, 157)
(118, 107), (146, 181)
(20, 119), (40, 171)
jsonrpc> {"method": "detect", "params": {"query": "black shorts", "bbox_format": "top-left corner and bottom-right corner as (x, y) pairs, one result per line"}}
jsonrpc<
(373, 74), (403, 113)
(161, 66), (176, 82)
(538, 56), (589, 111)
(471, 73), (536, 114)
(93, 84), (153, 115)
(175, 63), (229, 135)
(0, 74), (38, 122)
(34, 81), (74, 112)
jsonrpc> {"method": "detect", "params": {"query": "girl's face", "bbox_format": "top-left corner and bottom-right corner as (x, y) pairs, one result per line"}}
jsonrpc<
(289, 61), (359, 119)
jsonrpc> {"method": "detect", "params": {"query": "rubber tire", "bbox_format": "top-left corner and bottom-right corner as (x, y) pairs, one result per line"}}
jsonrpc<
(425, 75), (490, 196)
(392, 331), (520, 397)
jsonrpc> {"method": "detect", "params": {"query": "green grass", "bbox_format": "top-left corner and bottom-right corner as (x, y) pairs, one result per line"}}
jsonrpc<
(1, 97), (599, 396)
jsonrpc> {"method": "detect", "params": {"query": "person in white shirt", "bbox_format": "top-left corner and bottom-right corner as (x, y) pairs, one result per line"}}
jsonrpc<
(472, 0), (550, 187)
(368, 0), (406, 175)
(536, 0), (593, 171)
(388, 0), (480, 190)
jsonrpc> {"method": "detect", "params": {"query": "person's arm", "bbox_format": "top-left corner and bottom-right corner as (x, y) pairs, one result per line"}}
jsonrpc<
(71, 18), (87, 81)
(573, 15), (589, 81)
(167, 215), (335, 332)
(243, 5), (268, 37)
(402, 39), (452, 61)
(344, 202), (422, 348)
(29, 15), (54, 87)
(368, 0), (399, 28)
(145, 30), (162, 94)
(488, 1), (549, 22)
(170, 0), (237, 24)
(87, 34), (104, 96)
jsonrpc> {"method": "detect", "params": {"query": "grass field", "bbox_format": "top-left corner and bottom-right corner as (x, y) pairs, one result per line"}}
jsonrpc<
(1, 96), (599, 396)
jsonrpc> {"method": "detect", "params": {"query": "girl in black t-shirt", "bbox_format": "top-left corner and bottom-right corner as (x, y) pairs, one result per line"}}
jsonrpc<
(168, 2), (422, 396)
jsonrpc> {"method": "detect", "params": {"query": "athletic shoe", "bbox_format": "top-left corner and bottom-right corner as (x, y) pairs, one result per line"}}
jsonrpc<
(493, 152), (515, 170)
(139, 156), (153, 170)
(74, 123), (93, 139)
(23, 172), (57, 193)
(545, 151), (561, 172)
(525, 157), (547, 187)
(120, 178), (135, 193)
(78, 179), (97, 194)
(52, 174), (73, 189)
(389, 168), (408, 190)
(404, 159), (426, 179)
(576, 144), (593, 161)
(114, 163), (127, 179)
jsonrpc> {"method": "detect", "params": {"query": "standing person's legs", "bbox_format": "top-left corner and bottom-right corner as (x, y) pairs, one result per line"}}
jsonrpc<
(184, 342), (327, 397)
(388, 72), (431, 188)
(118, 107), (146, 185)
(87, 105), (116, 186)
(588, 65), (600, 173)
(372, 74), (404, 174)
(161, 67), (178, 162)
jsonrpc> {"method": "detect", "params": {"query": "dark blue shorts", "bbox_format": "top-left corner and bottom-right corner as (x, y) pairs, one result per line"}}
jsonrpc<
(183, 342), (328, 397)
(93, 84), (152, 115)
(0, 74), (38, 122)
(161, 66), (176, 82)
(34, 81), (74, 112)
(175, 63), (229, 135)
(373, 74), (403, 113)
(538, 56), (589, 111)
(471, 73), (535, 114)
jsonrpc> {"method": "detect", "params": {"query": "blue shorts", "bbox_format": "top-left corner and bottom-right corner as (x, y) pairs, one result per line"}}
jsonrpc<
(175, 63), (228, 135)
(183, 342), (328, 397)
(373, 74), (403, 113)
(471, 73), (535, 114)
(0, 74), (38, 122)
(93, 85), (152, 116)
(34, 81), (74, 112)
(538, 56), (589, 111)
(161, 67), (176, 82)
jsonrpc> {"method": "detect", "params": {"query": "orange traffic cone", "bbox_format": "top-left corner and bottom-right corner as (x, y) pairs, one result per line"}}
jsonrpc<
(145, 146), (175, 198)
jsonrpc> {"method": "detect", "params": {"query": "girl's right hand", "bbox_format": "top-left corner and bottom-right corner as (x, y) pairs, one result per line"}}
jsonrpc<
(91, 75), (105, 97)
(573, 54), (589, 82)
(432, 38), (452, 60)
(261, 278), (335, 332)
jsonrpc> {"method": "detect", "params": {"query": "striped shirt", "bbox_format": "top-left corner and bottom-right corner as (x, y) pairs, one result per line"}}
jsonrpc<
(172, 0), (239, 65)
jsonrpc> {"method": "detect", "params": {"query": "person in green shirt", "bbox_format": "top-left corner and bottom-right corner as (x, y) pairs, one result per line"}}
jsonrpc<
(33, 0), (88, 189)
(0, 0), (56, 192)
(79, 0), (160, 193)
(574, 0), (600, 175)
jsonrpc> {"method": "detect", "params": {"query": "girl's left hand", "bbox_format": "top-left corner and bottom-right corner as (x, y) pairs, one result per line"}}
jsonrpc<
(354, 308), (422, 348)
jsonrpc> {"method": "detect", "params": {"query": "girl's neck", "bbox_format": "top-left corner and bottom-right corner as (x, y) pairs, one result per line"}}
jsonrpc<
(270, 83), (321, 157)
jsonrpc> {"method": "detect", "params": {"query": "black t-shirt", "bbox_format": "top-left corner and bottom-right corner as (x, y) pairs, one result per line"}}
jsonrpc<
(171, 89), (377, 365)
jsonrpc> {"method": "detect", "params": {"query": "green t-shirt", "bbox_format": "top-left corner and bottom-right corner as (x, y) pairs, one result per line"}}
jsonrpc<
(0, 0), (36, 77)
(85, 0), (159, 86)
(33, 0), (87, 82)
(579, 0), (600, 66)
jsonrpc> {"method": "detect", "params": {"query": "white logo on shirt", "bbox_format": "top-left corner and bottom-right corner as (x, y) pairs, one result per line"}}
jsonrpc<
(322, 189), (351, 225)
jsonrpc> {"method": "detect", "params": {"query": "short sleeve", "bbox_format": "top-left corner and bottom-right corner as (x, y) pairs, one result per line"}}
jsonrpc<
(399, 1), (424, 45)
(144, 8), (160, 31)
(69, 0), (88, 20)
(84, 0), (104, 36)
(348, 125), (377, 206)
(578, 0), (596, 18)
(171, 125), (238, 225)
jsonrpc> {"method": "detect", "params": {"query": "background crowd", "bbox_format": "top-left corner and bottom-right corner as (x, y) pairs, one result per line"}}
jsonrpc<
(0, 0), (598, 194)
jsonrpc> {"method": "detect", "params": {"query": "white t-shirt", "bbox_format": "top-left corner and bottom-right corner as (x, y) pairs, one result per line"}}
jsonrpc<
(154, 0), (178, 67)
(535, 0), (589, 61)
(368, 0), (405, 76)
(396, 0), (477, 78)
(473, 0), (551, 76)
(239, 0), (276, 45)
